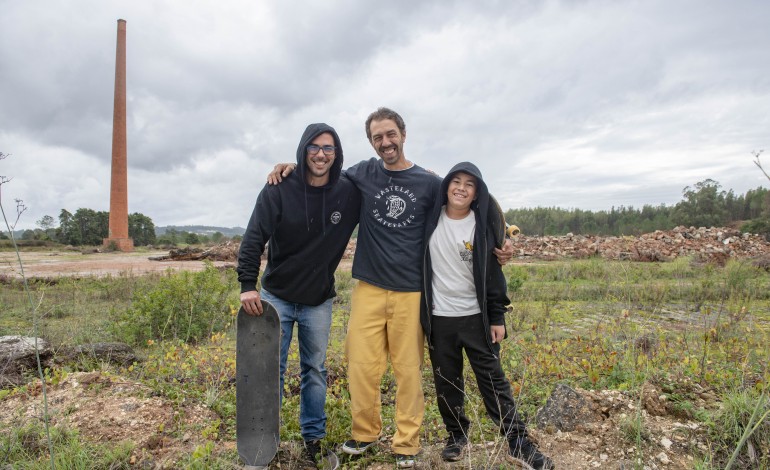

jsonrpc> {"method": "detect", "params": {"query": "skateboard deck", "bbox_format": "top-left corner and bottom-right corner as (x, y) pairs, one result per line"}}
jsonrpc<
(237, 301), (280, 468)
(488, 194), (509, 249)
(488, 194), (521, 249)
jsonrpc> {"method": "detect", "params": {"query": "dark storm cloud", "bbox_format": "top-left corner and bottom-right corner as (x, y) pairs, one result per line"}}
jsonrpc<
(2, 0), (769, 229)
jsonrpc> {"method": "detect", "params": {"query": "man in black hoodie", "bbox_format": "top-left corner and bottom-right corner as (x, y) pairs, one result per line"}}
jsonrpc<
(237, 123), (360, 468)
(421, 162), (554, 469)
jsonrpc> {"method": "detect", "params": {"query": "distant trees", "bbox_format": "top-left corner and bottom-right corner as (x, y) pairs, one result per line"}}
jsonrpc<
(55, 208), (108, 245)
(36, 215), (56, 239)
(673, 179), (728, 228)
(129, 212), (157, 246)
(506, 179), (769, 237)
(15, 175), (770, 246)
(17, 215), (57, 241)
(743, 150), (770, 239)
(184, 232), (201, 245)
(155, 228), (229, 247)
(49, 208), (157, 246)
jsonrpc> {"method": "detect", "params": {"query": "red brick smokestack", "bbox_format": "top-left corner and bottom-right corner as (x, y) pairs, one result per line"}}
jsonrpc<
(104, 19), (134, 251)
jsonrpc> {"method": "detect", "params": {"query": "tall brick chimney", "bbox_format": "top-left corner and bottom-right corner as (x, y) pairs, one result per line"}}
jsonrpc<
(104, 19), (134, 251)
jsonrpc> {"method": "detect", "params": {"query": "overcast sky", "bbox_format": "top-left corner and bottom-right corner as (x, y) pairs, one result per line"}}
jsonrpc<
(2, 0), (769, 230)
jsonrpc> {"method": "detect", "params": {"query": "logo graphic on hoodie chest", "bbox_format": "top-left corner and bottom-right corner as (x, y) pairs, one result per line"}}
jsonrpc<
(371, 184), (418, 228)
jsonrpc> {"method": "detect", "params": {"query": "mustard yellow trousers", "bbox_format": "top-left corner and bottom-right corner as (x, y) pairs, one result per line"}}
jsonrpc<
(345, 281), (425, 455)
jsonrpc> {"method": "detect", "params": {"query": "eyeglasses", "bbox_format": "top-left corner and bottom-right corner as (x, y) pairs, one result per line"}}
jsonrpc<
(306, 145), (337, 156)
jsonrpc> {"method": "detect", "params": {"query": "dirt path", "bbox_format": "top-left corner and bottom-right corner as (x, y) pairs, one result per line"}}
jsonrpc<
(0, 250), (235, 279)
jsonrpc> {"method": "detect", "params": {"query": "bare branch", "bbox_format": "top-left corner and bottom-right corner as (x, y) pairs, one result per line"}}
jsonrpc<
(13, 198), (27, 229)
(752, 149), (770, 183)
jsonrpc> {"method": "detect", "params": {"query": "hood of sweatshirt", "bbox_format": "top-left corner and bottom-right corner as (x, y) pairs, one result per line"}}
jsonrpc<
(440, 161), (490, 223)
(295, 123), (343, 189)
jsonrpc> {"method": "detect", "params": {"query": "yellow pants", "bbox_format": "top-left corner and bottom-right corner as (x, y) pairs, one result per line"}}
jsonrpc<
(345, 281), (425, 455)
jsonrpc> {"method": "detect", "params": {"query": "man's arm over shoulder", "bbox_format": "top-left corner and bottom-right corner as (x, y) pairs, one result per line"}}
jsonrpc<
(267, 163), (296, 185)
(268, 158), (370, 186)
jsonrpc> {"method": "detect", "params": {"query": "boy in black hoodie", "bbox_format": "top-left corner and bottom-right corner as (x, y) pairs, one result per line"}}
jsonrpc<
(237, 123), (360, 468)
(421, 162), (554, 470)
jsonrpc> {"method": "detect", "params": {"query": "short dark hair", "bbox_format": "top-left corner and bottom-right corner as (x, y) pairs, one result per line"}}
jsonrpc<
(365, 107), (406, 141)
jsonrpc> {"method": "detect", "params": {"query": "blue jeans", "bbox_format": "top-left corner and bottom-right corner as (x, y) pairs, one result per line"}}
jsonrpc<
(261, 288), (333, 441)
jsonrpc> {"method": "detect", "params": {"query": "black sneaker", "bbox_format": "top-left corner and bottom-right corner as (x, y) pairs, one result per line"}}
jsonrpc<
(304, 440), (340, 469)
(341, 439), (376, 455)
(507, 438), (555, 470)
(441, 434), (468, 462)
(395, 454), (416, 468)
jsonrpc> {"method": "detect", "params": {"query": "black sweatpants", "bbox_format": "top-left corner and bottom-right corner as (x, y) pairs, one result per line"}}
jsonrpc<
(428, 313), (527, 440)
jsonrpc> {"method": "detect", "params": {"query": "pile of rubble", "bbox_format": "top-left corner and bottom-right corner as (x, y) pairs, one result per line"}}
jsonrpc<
(509, 226), (770, 263)
(154, 227), (770, 265)
(149, 240), (240, 262)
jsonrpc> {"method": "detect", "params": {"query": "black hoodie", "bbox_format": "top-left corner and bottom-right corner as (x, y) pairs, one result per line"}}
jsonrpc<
(237, 123), (361, 306)
(420, 162), (511, 354)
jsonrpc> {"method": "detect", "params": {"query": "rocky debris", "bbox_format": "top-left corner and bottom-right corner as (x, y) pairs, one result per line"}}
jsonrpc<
(1, 338), (136, 388)
(510, 226), (770, 263)
(57, 342), (137, 366)
(641, 383), (668, 417)
(0, 336), (52, 387)
(533, 384), (709, 469)
(153, 238), (351, 263)
(344, 238), (356, 259)
(156, 227), (770, 264)
(149, 240), (241, 262)
(536, 383), (597, 432)
(0, 371), (217, 468)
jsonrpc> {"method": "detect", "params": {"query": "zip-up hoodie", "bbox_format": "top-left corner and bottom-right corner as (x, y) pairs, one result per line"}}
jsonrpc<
(237, 123), (360, 306)
(420, 162), (511, 354)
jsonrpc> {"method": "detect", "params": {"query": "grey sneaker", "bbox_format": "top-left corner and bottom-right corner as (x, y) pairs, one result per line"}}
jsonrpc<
(341, 439), (376, 455)
(304, 440), (339, 469)
(441, 434), (468, 462)
(507, 438), (555, 470)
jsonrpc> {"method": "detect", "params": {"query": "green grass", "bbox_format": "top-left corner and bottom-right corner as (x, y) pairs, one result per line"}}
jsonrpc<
(1, 257), (769, 467)
(0, 421), (134, 469)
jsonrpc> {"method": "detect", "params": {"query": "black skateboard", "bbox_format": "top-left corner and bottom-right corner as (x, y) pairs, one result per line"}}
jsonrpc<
(489, 194), (516, 249)
(236, 301), (280, 468)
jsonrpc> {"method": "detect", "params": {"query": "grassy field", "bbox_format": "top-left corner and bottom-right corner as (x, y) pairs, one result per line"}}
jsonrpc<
(1, 257), (769, 468)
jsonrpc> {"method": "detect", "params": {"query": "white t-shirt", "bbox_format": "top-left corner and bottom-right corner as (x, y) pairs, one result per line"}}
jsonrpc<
(429, 208), (480, 317)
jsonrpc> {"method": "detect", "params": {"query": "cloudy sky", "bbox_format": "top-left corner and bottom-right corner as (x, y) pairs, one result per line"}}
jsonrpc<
(2, 0), (769, 230)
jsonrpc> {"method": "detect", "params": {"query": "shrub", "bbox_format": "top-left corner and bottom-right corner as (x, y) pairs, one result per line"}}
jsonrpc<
(505, 264), (528, 294)
(113, 264), (238, 345)
(740, 218), (770, 240)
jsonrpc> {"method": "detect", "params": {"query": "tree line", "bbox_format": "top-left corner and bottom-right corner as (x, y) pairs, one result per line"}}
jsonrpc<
(505, 179), (770, 237)
(5, 179), (769, 246)
(12, 209), (238, 247)
(17, 209), (157, 246)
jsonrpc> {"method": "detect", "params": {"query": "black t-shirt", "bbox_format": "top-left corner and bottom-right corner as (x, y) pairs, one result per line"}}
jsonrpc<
(346, 158), (441, 292)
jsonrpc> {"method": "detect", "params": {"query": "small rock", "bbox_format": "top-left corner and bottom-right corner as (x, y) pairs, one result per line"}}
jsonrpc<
(657, 452), (670, 464)
(536, 383), (597, 432)
(660, 437), (673, 450)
